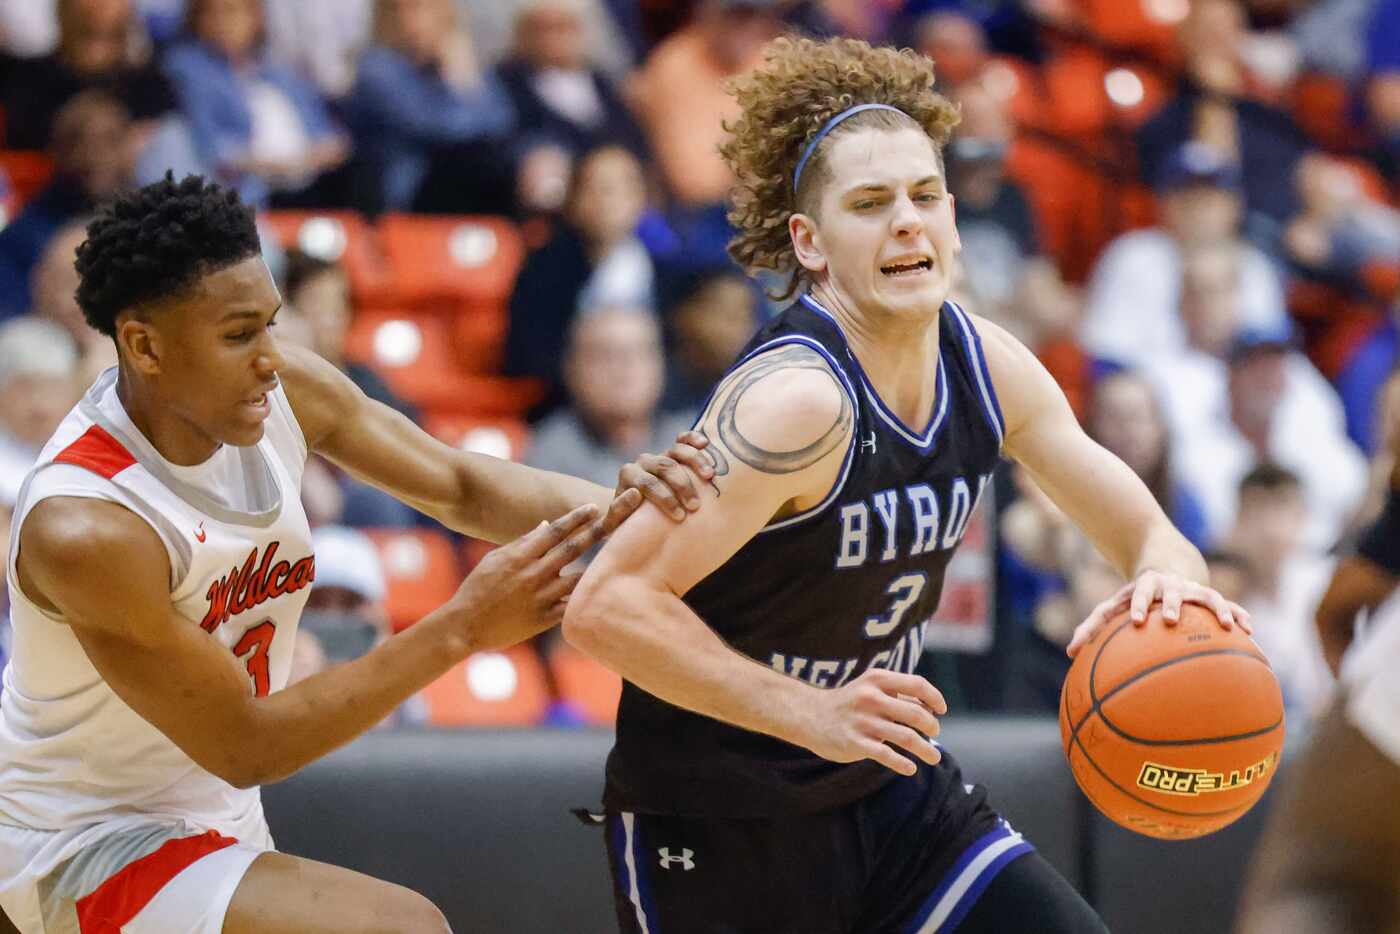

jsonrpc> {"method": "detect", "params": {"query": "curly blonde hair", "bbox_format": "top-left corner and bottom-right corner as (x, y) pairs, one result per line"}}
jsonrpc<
(721, 36), (959, 300)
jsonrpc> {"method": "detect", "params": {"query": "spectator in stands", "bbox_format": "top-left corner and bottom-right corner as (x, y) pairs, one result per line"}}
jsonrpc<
(293, 525), (425, 723)
(344, 0), (517, 216)
(0, 318), (81, 508)
(661, 268), (759, 417)
(945, 80), (1041, 317)
(1366, 0), (1400, 171)
(526, 306), (691, 487)
(1285, 152), (1400, 279)
(495, 0), (649, 161)
(281, 250), (417, 422)
(1, 0), (175, 151)
(1136, 0), (1309, 236)
(1086, 369), (1212, 549)
(627, 0), (780, 209)
(1204, 548), (1254, 605)
(504, 144), (654, 415)
(1142, 244), (1351, 491)
(262, 0), (372, 99)
(914, 10), (991, 89)
(1079, 141), (1287, 369)
(1178, 327), (1369, 550)
(1001, 502), (1123, 714)
(28, 220), (117, 384)
(1222, 464), (1335, 720)
(274, 258), (418, 531)
(161, 0), (349, 208)
(0, 91), (135, 320)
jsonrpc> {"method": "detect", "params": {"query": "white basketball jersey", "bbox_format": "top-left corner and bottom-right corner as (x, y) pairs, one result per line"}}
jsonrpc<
(0, 367), (312, 875)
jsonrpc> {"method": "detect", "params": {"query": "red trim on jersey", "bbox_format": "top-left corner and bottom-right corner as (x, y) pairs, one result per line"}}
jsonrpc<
(53, 425), (137, 480)
(75, 830), (238, 932)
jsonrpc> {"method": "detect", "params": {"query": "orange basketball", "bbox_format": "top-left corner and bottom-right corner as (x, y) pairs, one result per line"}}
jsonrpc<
(1058, 603), (1285, 840)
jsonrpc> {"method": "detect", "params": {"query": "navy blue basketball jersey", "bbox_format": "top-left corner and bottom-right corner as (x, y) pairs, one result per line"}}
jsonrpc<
(604, 294), (1006, 818)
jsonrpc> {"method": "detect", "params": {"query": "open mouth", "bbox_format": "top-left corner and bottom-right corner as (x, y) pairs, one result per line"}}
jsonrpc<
(880, 258), (933, 277)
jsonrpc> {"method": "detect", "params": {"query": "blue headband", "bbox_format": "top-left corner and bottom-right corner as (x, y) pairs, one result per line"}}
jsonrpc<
(792, 103), (908, 194)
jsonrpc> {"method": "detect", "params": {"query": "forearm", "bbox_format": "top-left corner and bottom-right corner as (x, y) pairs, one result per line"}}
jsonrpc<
(564, 573), (817, 744)
(434, 459), (610, 544)
(236, 607), (469, 785)
(1314, 557), (1396, 674)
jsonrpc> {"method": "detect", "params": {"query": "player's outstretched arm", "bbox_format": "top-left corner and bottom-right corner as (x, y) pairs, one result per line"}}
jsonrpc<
(276, 345), (709, 543)
(563, 345), (947, 777)
(15, 495), (607, 788)
(1236, 702), (1400, 933)
(1315, 555), (1397, 676)
(972, 314), (1246, 654)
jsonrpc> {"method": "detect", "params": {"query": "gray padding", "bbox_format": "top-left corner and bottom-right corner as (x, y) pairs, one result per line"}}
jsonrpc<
(258, 717), (1285, 933)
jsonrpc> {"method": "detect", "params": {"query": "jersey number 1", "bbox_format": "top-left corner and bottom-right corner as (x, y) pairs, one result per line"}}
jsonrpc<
(864, 573), (928, 638)
(234, 620), (276, 697)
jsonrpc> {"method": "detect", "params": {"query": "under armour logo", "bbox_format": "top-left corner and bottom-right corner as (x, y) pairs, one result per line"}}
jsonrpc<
(658, 847), (695, 871)
(861, 433), (877, 453)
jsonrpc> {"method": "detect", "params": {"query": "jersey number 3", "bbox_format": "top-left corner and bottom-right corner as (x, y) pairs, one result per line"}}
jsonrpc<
(234, 620), (276, 697)
(864, 573), (928, 638)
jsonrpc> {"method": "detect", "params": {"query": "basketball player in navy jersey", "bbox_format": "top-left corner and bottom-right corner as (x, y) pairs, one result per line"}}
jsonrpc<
(564, 37), (1249, 933)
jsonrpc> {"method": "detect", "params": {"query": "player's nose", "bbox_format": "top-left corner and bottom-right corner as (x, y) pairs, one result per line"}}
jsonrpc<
(889, 192), (923, 237)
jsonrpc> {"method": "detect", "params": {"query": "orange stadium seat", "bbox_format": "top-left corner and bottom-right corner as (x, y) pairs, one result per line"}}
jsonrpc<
(1291, 72), (1370, 152)
(376, 214), (525, 310)
(365, 528), (461, 633)
(453, 302), (509, 374)
(0, 150), (54, 208)
(424, 415), (531, 462)
(548, 642), (621, 726)
(258, 210), (393, 303)
(1076, 0), (1184, 67)
(419, 645), (552, 727)
(344, 308), (541, 414)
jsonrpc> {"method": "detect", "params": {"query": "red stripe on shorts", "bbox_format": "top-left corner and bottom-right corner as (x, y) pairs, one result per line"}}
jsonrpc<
(75, 830), (238, 933)
(53, 425), (137, 480)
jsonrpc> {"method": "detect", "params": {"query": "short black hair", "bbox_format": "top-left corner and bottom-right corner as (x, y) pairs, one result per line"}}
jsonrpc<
(75, 173), (261, 337)
(1238, 462), (1301, 497)
(281, 248), (344, 302)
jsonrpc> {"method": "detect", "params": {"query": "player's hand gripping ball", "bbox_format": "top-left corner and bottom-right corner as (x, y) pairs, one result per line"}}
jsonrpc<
(1059, 603), (1285, 839)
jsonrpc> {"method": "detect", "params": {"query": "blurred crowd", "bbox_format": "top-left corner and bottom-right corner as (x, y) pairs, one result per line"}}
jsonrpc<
(1, 0), (1398, 734)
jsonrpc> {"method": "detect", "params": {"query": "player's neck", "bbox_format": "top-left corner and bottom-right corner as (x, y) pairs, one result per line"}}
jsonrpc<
(810, 284), (942, 430)
(115, 366), (222, 467)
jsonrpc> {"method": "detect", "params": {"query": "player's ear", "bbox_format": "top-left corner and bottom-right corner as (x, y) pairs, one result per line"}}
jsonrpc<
(790, 213), (827, 274)
(115, 314), (163, 376)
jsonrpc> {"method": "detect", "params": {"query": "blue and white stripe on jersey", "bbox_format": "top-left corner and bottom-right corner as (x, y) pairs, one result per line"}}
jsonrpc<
(798, 294), (953, 452)
(943, 301), (1006, 448)
(903, 820), (1035, 934)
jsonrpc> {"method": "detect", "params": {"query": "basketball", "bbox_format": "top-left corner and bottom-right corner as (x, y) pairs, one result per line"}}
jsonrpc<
(1059, 603), (1286, 840)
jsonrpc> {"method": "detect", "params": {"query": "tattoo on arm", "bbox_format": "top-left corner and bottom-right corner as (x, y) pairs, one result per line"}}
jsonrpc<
(697, 429), (730, 496)
(701, 345), (853, 479)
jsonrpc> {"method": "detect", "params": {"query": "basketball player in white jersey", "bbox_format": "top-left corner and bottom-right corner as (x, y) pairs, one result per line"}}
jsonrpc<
(1237, 597), (1400, 932)
(0, 174), (713, 933)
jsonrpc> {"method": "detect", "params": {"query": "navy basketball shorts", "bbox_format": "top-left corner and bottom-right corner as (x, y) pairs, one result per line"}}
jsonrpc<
(602, 750), (1106, 934)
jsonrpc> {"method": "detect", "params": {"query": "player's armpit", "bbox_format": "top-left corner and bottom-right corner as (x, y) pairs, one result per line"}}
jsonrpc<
(16, 497), (267, 786)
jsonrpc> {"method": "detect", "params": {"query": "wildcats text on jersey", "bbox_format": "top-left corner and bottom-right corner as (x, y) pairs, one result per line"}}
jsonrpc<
(201, 540), (315, 632)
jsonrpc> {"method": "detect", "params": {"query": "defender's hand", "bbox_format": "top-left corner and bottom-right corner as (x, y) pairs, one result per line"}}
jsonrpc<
(798, 669), (948, 777)
(1066, 571), (1252, 658)
(454, 503), (607, 651)
(615, 430), (714, 521)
